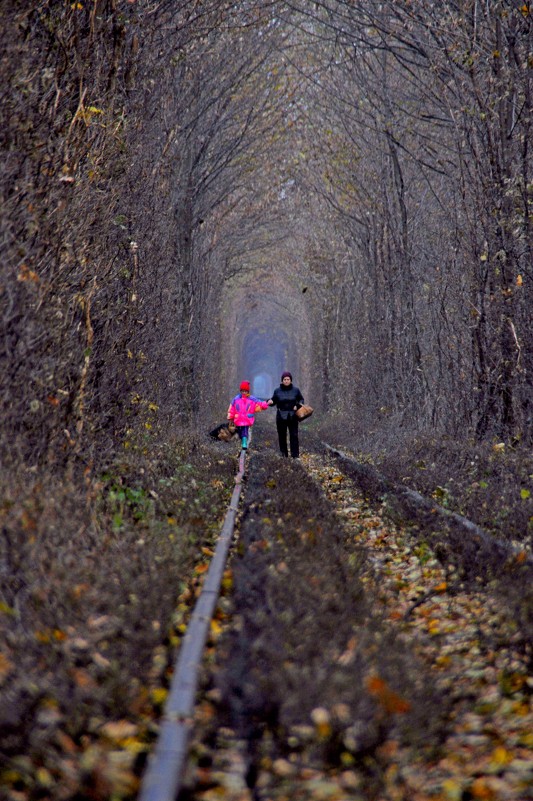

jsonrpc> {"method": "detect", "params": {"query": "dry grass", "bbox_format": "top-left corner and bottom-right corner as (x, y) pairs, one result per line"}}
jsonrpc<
(0, 432), (236, 798)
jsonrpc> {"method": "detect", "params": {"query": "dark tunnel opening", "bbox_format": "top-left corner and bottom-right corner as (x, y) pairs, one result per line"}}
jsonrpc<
(242, 332), (289, 398)
(221, 269), (312, 406)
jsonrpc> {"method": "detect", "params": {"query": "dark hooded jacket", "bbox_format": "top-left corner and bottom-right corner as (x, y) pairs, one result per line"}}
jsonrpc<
(269, 383), (304, 420)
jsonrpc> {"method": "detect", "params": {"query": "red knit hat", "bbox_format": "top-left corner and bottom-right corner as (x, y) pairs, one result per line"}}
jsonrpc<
(240, 380), (250, 391)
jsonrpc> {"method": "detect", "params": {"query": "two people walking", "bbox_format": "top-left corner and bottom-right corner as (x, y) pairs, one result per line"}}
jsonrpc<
(227, 372), (305, 457)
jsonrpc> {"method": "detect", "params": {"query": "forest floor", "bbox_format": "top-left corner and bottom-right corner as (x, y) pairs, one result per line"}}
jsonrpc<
(0, 422), (531, 801)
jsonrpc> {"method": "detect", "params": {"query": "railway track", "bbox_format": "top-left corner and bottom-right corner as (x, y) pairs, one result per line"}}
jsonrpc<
(324, 443), (533, 573)
(138, 431), (532, 801)
(138, 451), (247, 801)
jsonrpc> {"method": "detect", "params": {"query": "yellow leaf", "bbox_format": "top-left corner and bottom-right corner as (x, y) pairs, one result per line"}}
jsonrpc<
(428, 619), (440, 634)
(221, 570), (233, 592)
(442, 778), (464, 801)
(489, 746), (513, 768)
(122, 736), (148, 754)
(2, 770), (23, 784)
(150, 687), (168, 706)
(210, 619), (222, 639)
(516, 274), (523, 286)
(36, 767), (54, 787)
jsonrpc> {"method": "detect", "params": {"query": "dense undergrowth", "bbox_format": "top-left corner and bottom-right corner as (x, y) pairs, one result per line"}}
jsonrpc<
(377, 436), (533, 548)
(0, 431), (235, 800)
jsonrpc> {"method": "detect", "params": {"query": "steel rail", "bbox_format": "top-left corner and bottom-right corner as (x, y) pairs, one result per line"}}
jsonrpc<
(138, 449), (247, 801)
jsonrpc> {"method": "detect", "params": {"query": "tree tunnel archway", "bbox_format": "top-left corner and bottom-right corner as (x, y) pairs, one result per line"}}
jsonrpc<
(221, 263), (313, 405)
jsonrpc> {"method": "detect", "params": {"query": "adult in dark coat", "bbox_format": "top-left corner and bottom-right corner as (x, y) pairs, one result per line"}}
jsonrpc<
(267, 371), (305, 458)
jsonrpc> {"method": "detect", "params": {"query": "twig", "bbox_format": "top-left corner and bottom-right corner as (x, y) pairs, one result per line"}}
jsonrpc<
(403, 582), (455, 621)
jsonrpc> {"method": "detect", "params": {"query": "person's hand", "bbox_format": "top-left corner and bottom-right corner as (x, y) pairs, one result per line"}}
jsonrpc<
(293, 406), (297, 410)
(267, 399), (273, 406)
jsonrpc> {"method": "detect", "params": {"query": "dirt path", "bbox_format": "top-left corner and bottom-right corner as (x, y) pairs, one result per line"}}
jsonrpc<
(182, 444), (531, 801)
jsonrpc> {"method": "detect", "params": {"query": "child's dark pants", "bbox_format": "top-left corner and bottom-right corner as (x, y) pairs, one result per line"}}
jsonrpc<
(236, 425), (249, 446)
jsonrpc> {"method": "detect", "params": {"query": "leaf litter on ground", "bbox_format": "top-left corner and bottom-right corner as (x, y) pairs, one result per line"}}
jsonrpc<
(300, 454), (532, 801)
(187, 452), (531, 801)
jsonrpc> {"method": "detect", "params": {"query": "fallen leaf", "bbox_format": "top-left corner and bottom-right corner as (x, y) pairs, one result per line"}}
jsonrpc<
(366, 675), (411, 714)
(71, 668), (97, 689)
(311, 707), (332, 738)
(100, 720), (139, 742)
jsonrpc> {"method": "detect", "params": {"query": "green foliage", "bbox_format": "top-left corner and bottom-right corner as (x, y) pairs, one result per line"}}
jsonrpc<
(105, 483), (152, 529)
(413, 541), (432, 566)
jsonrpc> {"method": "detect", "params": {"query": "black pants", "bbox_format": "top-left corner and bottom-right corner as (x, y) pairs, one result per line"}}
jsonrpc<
(276, 414), (299, 457)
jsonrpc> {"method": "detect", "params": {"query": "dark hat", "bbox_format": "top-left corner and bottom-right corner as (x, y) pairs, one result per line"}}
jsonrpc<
(281, 371), (292, 380)
(240, 380), (250, 391)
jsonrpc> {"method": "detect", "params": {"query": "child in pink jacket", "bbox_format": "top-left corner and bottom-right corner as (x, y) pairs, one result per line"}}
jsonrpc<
(227, 380), (269, 450)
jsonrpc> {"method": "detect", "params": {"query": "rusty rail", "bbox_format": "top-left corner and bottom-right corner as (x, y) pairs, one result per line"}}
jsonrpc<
(138, 449), (247, 801)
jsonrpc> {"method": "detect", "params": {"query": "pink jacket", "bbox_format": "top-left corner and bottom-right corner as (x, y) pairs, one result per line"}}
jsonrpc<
(227, 394), (268, 427)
